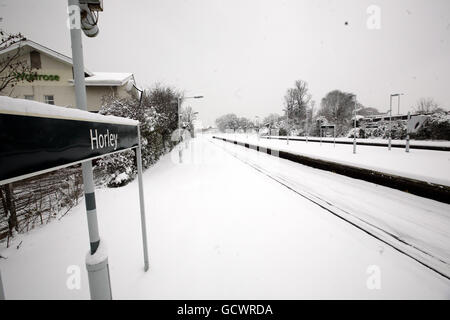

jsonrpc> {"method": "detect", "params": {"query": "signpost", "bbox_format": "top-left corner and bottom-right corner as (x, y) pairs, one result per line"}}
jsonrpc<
(0, 0), (148, 300)
(0, 107), (139, 184)
(0, 96), (150, 299)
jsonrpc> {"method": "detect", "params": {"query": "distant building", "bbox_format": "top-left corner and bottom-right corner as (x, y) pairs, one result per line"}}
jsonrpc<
(0, 39), (135, 112)
(359, 112), (429, 133)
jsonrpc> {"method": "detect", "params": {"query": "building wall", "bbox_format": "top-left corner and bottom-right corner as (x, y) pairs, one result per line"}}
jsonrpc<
(1, 48), (129, 112)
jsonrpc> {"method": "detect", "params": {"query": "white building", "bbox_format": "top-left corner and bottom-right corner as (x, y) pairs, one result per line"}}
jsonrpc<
(0, 39), (136, 112)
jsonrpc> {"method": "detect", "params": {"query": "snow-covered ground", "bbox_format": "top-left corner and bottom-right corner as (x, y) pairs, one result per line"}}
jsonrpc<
(267, 135), (450, 148)
(217, 134), (450, 187)
(1, 136), (449, 299)
(211, 136), (450, 280)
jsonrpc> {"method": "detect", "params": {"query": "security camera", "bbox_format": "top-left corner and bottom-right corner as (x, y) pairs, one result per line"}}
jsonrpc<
(79, 0), (103, 38)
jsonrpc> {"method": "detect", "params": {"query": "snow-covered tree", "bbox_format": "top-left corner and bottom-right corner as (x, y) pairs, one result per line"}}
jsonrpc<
(98, 85), (181, 187)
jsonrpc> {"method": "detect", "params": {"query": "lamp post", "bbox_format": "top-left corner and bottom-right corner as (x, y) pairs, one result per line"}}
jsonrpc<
(190, 111), (199, 138)
(334, 95), (339, 148)
(286, 107), (289, 145)
(389, 93), (403, 150)
(177, 96), (203, 162)
(350, 94), (358, 154)
(406, 111), (411, 153)
(397, 93), (404, 115)
(126, 75), (145, 107)
(255, 116), (260, 141)
(68, 0), (112, 300)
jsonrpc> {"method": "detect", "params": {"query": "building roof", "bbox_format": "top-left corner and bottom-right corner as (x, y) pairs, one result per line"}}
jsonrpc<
(0, 39), (94, 76)
(83, 72), (133, 86)
(1, 39), (134, 87)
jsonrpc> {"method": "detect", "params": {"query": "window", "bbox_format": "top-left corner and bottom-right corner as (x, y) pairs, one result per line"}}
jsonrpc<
(30, 51), (41, 69)
(44, 95), (55, 105)
(24, 95), (34, 100)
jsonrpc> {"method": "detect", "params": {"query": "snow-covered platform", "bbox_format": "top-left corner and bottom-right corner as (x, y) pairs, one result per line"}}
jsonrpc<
(264, 135), (450, 151)
(1, 136), (449, 299)
(216, 134), (450, 188)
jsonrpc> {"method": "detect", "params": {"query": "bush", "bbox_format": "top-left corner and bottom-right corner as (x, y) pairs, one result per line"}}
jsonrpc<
(98, 86), (181, 187)
(412, 112), (450, 140)
(351, 121), (407, 139)
(96, 150), (136, 188)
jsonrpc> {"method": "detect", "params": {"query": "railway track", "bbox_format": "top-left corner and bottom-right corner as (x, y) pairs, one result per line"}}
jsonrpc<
(209, 138), (450, 282)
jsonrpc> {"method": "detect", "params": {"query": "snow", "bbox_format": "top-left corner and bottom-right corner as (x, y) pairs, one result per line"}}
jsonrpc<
(0, 96), (138, 126)
(113, 172), (130, 185)
(83, 72), (133, 86)
(219, 134), (450, 187)
(86, 240), (109, 266)
(212, 136), (450, 279)
(1, 136), (449, 299)
(268, 135), (450, 147)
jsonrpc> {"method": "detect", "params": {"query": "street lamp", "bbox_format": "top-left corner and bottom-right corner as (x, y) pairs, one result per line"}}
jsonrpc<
(189, 111), (199, 138)
(126, 76), (144, 107)
(306, 101), (314, 143)
(389, 93), (403, 150)
(255, 116), (260, 141)
(350, 94), (358, 154)
(176, 95), (203, 162)
(286, 107), (290, 145)
(334, 95), (339, 148)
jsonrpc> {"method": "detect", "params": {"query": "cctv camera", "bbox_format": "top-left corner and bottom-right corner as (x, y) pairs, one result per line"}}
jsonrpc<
(80, 5), (99, 37)
(78, 0), (103, 37)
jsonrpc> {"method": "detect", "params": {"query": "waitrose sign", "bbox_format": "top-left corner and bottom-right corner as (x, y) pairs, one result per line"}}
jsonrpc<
(15, 72), (60, 82)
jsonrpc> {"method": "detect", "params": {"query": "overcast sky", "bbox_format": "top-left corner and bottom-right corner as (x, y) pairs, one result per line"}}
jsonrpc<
(1, 0), (449, 126)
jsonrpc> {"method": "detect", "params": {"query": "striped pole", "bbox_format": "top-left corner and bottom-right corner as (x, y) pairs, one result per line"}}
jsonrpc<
(69, 0), (112, 299)
(82, 163), (100, 254)
(406, 112), (411, 153)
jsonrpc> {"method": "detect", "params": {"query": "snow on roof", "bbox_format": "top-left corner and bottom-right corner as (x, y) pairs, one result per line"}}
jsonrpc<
(0, 96), (138, 126)
(83, 72), (133, 86)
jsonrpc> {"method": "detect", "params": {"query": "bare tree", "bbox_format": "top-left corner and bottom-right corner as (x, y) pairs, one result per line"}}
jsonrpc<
(318, 90), (367, 136)
(263, 113), (281, 127)
(292, 80), (311, 121)
(215, 113), (239, 132)
(283, 80), (312, 128)
(0, 31), (34, 244)
(414, 97), (440, 114)
(0, 30), (34, 94)
(181, 105), (198, 133)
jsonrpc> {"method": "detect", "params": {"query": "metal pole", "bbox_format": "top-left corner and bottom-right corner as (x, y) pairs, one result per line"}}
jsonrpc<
(335, 96), (338, 148)
(0, 269), (5, 300)
(136, 126), (149, 271)
(406, 111), (410, 153)
(286, 108), (289, 145)
(333, 125), (336, 148)
(307, 105), (312, 143)
(389, 95), (392, 151)
(320, 125), (322, 146)
(305, 111), (308, 143)
(185, 113), (190, 149)
(256, 117), (261, 142)
(353, 95), (357, 154)
(178, 97), (182, 163)
(69, 0), (112, 300)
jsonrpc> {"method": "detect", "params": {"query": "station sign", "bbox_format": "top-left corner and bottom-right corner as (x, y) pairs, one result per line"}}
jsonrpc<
(0, 104), (139, 185)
